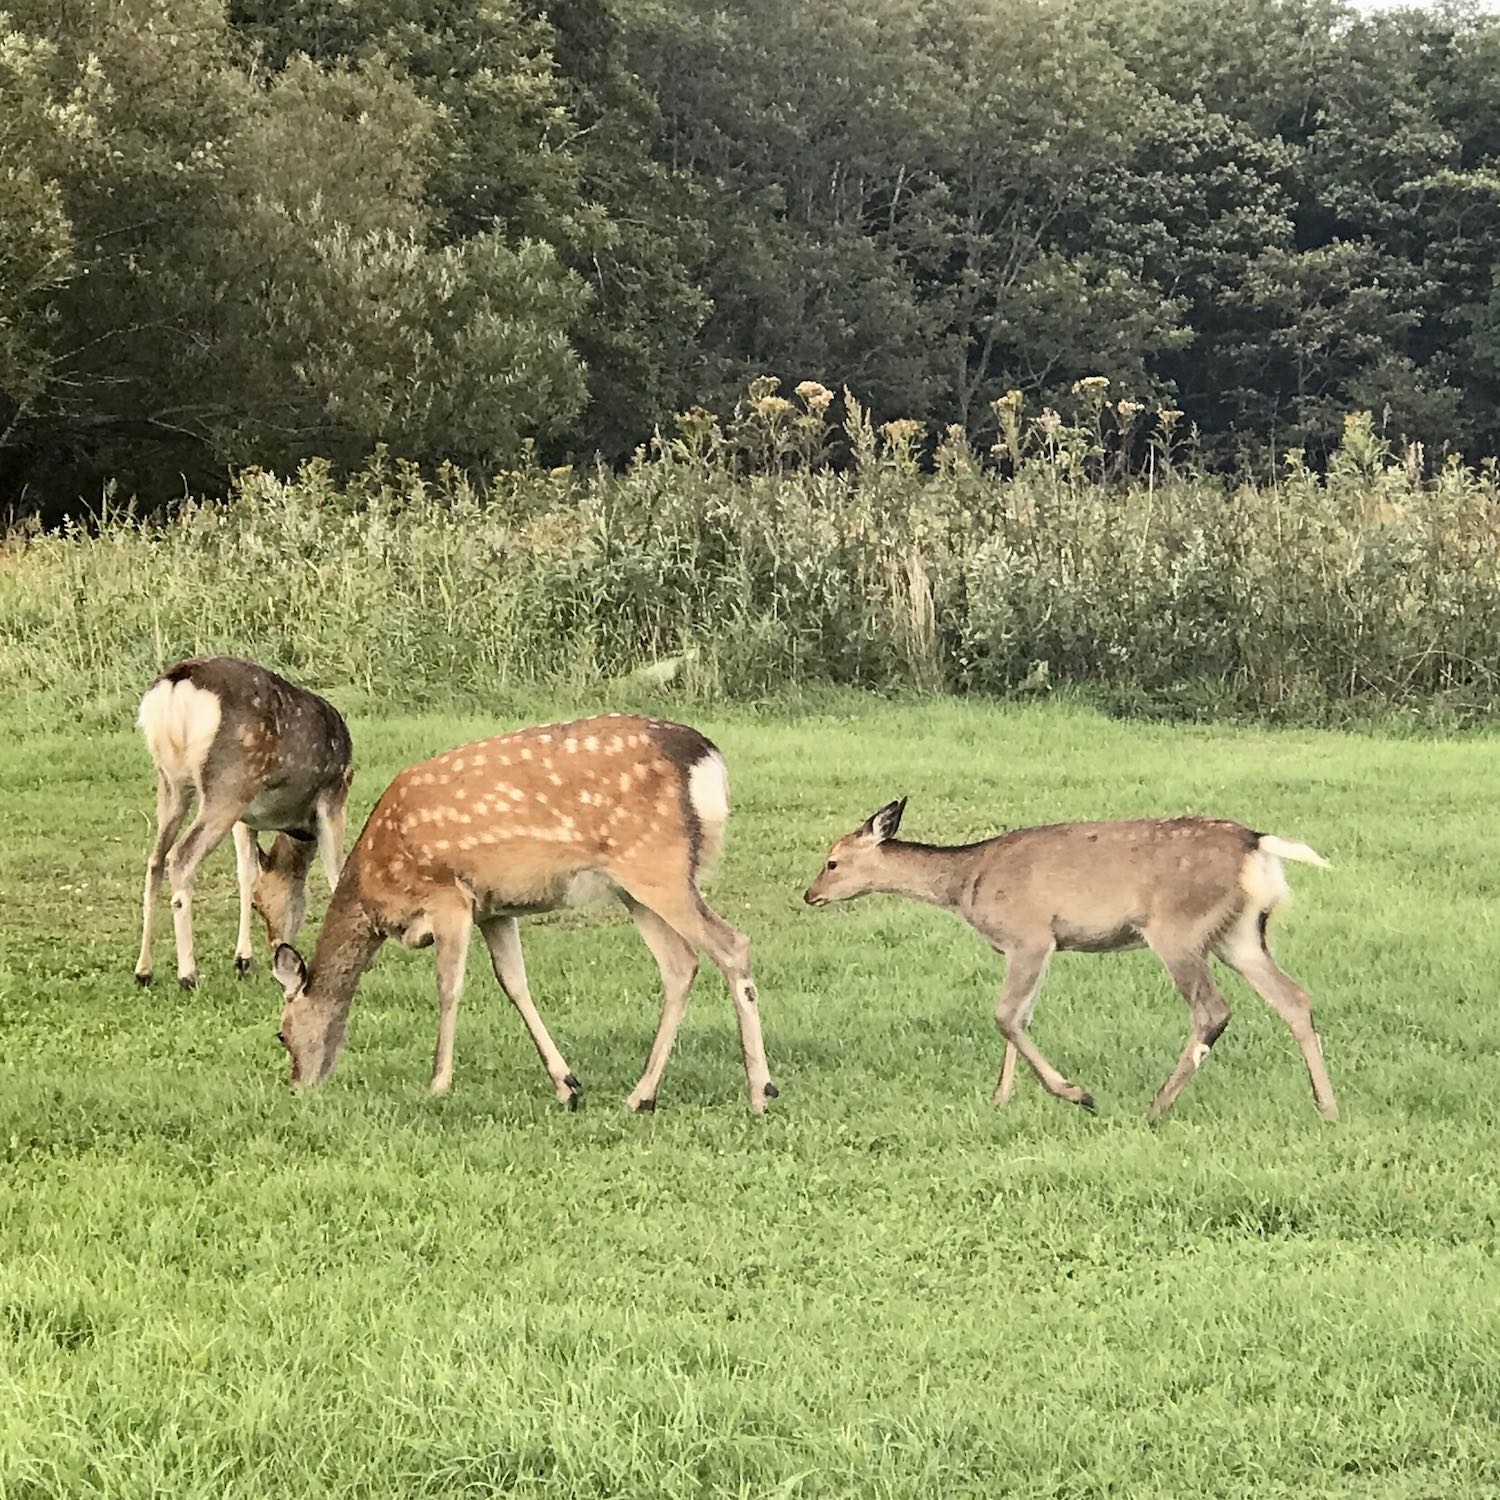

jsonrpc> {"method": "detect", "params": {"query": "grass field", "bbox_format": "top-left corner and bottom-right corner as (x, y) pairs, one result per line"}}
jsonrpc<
(1, 692), (1497, 1498)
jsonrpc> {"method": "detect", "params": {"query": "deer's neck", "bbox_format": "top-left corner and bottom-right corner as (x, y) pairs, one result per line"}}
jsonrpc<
(874, 839), (988, 912)
(306, 875), (383, 1015)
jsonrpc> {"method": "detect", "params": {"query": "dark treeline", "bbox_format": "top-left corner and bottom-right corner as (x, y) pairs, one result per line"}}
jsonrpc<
(5, 0), (1500, 513)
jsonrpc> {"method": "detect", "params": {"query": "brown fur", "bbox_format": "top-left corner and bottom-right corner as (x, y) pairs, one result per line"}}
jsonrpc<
(273, 715), (777, 1114)
(134, 656), (352, 989)
(805, 802), (1337, 1123)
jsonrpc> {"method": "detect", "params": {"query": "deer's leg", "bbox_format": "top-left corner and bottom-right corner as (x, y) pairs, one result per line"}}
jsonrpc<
(1217, 913), (1338, 1121)
(618, 877), (775, 1114)
(991, 947), (1051, 1108)
(164, 791), (245, 991)
(315, 792), (346, 892)
(429, 905), (473, 1096)
(135, 772), (191, 985)
(994, 944), (1094, 1111)
(478, 915), (579, 1108)
(231, 822), (261, 977)
(1144, 938), (1232, 1125)
(622, 895), (701, 1114)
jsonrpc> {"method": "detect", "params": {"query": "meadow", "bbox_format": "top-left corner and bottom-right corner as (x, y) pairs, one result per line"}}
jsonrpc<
(1, 689), (1497, 1498)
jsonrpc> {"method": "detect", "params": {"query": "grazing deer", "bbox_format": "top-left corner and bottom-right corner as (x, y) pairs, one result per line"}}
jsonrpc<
(269, 715), (777, 1114)
(135, 657), (353, 989)
(804, 800), (1337, 1123)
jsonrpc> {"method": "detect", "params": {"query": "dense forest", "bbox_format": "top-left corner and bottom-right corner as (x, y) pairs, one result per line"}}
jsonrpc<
(5, 0), (1500, 512)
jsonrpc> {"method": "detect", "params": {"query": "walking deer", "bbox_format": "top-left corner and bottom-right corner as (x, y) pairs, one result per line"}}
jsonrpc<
(804, 801), (1337, 1123)
(269, 715), (777, 1113)
(135, 657), (353, 989)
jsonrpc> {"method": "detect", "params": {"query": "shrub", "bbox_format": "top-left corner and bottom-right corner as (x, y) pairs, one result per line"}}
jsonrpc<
(5, 391), (1500, 728)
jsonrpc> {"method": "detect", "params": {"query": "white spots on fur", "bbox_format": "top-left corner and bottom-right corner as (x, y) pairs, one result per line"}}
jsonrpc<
(563, 737), (578, 753)
(520, 748), (532, 762)
(548, 772), (562, 786)
(618, 772), (632, 793)
(584, 736), (599, 752)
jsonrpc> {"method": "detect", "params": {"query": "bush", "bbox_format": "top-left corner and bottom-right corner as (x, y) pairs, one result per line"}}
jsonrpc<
(5, 387), (1500, 728)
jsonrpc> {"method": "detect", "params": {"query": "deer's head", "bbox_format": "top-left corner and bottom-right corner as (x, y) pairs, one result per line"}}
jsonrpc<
(251, 834), (317, 949)
(272, 943), (343, 1087)
(803, 797), (908, 906)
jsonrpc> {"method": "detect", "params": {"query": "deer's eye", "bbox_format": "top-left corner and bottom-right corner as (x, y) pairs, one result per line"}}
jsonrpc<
(826, 859), (839, 870)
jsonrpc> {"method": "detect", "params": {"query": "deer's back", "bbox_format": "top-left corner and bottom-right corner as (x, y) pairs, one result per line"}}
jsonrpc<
(146, 657), (351, 826)
(350, 714), (721, 923)
(973, 817), (1259, 951)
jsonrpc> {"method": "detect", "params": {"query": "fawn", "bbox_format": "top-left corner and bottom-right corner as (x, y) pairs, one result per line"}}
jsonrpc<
(805, 799), (1336, 1122)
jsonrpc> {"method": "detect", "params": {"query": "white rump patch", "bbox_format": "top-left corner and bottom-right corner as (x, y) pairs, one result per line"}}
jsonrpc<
(688, 750), (730, 827)
(138, 677), (222, 784)
(687, 749), (730, 871)
(1241, 833), (1330, 915)
(1239, 847), (1292, 915)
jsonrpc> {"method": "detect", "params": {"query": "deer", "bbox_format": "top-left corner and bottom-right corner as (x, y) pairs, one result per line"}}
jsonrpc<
(804, 799), (1338, 1124)
(268, 714), (778, 1114)
(134, 656), (353, 990)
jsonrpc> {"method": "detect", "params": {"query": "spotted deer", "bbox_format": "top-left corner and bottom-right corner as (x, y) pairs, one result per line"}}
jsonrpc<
(270, 715), (777, 1114)
(804, 801), (1337, 1123)
(135, 657), (353, 989)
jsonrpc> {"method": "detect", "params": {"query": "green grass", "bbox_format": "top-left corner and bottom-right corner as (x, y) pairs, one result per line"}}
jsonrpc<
(1, 692), (1497, 1498)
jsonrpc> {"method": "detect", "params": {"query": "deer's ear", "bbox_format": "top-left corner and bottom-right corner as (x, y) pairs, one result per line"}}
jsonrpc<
(272, 943), (307, 996)
(860, 797), (908, 843)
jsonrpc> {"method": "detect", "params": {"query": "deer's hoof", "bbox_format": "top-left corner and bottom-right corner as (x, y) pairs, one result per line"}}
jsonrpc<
(763, 1081), (780, 1100)
(631, 1096), (656, 1114)
(134, 970), (152, 988)
(1076, 1091), (1096, 1114)
(178, 974), (197, 992)
(234, 956), (252, 978)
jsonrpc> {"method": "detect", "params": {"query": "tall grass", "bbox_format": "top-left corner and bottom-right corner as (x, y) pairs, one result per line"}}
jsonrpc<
(5, 383), (1500, 726)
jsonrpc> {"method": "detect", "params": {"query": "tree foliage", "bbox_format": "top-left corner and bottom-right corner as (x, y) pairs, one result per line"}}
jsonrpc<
(7, 0), (1500, 510)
